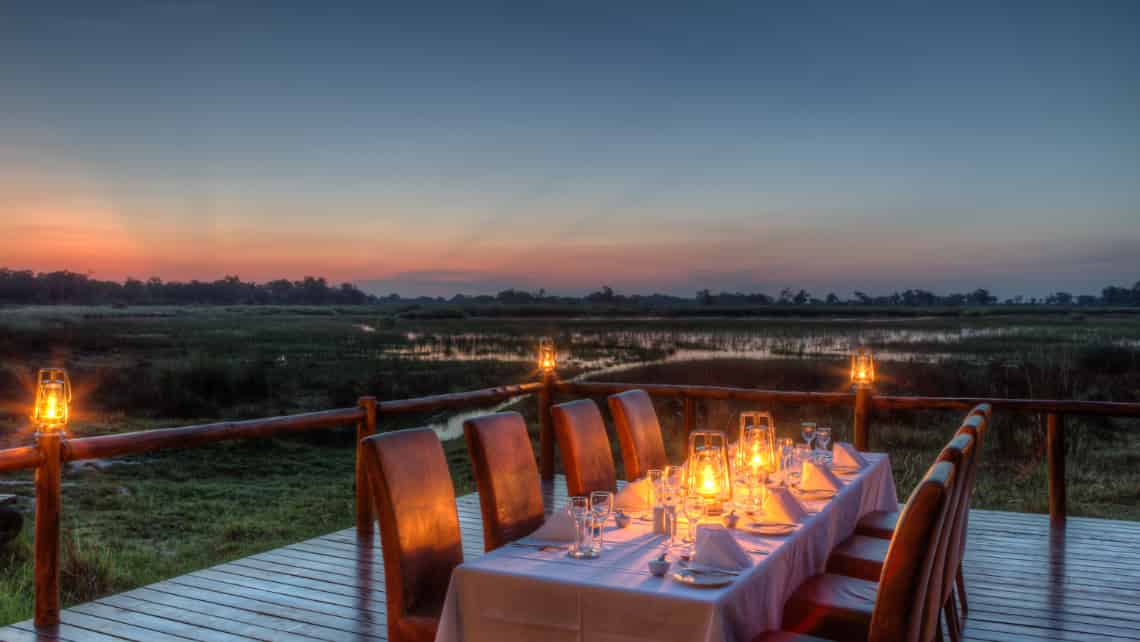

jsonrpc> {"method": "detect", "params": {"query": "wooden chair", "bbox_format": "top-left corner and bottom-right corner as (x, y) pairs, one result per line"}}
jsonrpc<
(754, 460), (956, 642)
(853, 406), (989, 634)
(463, 411), (545, 551)
(826, 432), (976, 641)
(361, 428), (463, 642)
(606, 389), (668, 481)
(825, 432), (973, 583)
(946, 410), (989, 626)
(854, 405), (989, 539)
(551, 399), (618, 497)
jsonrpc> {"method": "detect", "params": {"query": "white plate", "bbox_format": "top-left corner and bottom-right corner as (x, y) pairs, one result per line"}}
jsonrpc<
(742, 522), (798, 536)
(671, 568), (735, 587)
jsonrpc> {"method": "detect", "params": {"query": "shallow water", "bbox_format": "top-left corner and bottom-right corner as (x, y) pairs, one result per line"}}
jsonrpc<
(404, 323), (1069, 440)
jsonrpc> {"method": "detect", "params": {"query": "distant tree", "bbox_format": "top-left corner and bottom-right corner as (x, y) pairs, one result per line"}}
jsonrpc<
(793, 289), (810, 305)
(852, 291), (872, 305)
(586, 285), (618, 303)
(1047, 292), (1073, 305)
(825, 293), (840, 304)
(967, 289), (996, 305)
(496, 289), (536, 304)
(696, 289), (713, 305)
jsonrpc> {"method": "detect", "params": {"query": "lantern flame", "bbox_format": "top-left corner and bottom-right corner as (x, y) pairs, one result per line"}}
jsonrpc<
(538, 338), (557, 374)
(700, 463), (718, 495)
(850, 348), (875, 387)
(33, 368), (71, 431)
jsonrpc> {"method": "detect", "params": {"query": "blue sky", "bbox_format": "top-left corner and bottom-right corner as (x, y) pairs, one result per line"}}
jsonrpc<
(1, 1), (1138, 297)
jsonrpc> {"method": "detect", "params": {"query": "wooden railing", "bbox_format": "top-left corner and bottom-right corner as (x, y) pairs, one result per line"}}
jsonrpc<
(1, 375), (1138, 628)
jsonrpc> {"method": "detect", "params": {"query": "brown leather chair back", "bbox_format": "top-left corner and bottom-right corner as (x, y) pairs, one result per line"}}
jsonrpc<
(607, 389), (668, 481)
(551, 399), (618, 497)
(463, 412), (545, 551)
(924, 432), (975, 640)
(362, 428), (463, 641)
(869, 460), (955, 642)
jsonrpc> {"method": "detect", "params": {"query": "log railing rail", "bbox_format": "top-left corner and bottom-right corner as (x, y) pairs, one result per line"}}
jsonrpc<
(1, 376), (1138, 628)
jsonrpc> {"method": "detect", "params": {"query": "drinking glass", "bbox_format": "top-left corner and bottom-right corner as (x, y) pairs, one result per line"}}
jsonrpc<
(682, 492), (705, 549)
(778, 437), (795, 482)
(816, 426), (833, 462)
(590, 490), (614, 552)
(800, 422), (816, 450)
(647, 468), (664, 515)
(568, 496), (593, 558)
(662, 465), (683, 548)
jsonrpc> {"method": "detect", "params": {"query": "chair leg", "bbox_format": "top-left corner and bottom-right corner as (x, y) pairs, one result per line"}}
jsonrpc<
(944, 599), (961, 642)
(956, 564), (969, 616)
(936, 615), (945, 642)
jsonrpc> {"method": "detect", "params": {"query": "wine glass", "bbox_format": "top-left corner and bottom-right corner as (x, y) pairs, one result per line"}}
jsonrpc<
(800, 422), (816, 450)
(647, 468), (664, 516)
(590, 490), (613, 552)
(816, 426), (833, 462)
(682, 492), (705, 552)
(662, 465), (682, 548)
(568, 496), (592, 558)
(778, 437), (795, 483)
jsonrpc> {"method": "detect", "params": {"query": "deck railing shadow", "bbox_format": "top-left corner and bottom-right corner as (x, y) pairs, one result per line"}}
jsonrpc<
(1, 375), (1138, 629)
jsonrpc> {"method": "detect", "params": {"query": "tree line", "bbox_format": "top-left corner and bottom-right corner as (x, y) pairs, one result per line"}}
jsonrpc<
(0, 269), (371, 305)
(2, 268), (1138, 307)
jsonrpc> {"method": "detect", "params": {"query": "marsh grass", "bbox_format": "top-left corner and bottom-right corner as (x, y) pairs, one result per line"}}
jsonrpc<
(0, 306), (1137, 625)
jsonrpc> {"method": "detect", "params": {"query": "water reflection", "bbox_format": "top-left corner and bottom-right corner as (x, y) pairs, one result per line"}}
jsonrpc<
(405, 325), (1026, 440)
(391, 326), (1020, 370)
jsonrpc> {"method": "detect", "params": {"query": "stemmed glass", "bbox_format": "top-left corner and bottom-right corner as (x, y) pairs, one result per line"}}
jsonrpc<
(567, 496), (593, 558)
(815, 426), (833, 463)
(662, 465), (683, 548)
(647, 468), (664, 518)
(800, 422), (816, 450)
(778, 437), (795, 475)
(682, 492), (705, 553)
(590, 490), (613, 552)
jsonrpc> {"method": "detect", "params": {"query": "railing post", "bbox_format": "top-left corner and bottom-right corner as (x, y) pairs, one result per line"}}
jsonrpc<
(683, 397), (696, 444)
(539, 373), (555, 481)
(34, 431), (62, 628)
(355, 396), (378, 538)
(1046, 412), (1066, 527)
(853, 386), (872, 452)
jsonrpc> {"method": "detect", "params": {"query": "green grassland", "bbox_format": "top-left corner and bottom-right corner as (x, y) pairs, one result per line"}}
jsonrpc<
(0, 304), (1137, 624)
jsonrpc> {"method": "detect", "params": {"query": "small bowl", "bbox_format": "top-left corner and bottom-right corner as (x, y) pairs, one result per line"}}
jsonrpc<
(648, 558), (671, 577)
(614, 512), (632, 528)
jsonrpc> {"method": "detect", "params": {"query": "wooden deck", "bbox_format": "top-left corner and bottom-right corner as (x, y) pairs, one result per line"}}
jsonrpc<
(3, 477), (1137, 642)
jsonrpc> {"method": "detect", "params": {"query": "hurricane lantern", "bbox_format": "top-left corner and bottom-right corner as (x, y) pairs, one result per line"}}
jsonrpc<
(32, 368), (71, 432)
(686, 430), (732, 513)
(851, 348), (875, 388)
(538, 337), (557, 374)
(737, 411), (777, 474)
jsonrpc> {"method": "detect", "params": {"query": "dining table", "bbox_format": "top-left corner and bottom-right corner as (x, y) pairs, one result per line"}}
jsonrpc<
(434, 452), (898, 642)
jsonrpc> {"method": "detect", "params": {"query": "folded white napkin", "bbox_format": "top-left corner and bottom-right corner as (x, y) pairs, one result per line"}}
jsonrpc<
(762, 487), (808, 524)
(519, 507), (578, 544)
(801, 460), (843, 493)
(833, 442), (868, 469)
(614, 478), (653, 513)
(693, 524), (752, 571)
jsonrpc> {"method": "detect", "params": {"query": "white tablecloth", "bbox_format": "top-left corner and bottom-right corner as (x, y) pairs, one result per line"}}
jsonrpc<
(436, 453), (897, 642)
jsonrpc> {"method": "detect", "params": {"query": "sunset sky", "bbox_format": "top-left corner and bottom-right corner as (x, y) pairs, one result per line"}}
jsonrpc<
(2, 1), (1138, 297)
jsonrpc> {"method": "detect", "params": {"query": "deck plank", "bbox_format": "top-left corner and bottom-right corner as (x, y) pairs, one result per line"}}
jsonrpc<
(1, 479), (1137, 641)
